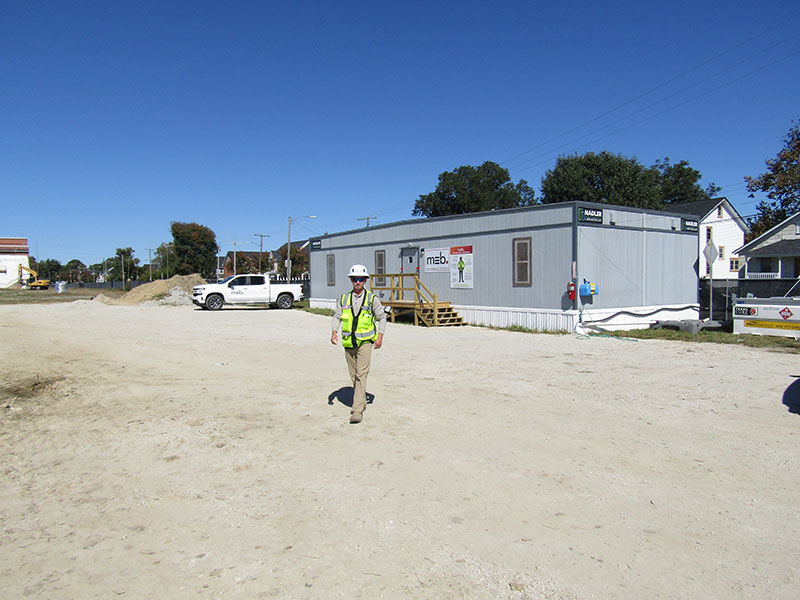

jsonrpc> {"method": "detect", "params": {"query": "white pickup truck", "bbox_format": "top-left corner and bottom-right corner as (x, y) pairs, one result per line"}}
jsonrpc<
(192, 274), (304, 310)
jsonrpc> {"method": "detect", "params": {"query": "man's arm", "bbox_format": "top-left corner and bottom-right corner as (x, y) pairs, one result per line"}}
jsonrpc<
(331, 296), (343, 345)
(372, 294), (386, 349)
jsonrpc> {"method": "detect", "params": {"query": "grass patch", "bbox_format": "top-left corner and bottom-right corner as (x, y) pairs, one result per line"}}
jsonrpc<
(601, 327), (800, 352)
(476, 320), (798, 351)
(293, 299), (334, 317)
(474, 323), (568, 335)
(302, 307), (335, 317)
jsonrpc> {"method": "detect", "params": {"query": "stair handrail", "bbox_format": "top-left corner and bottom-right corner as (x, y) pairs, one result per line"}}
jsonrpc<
(372, 273), (439, 325)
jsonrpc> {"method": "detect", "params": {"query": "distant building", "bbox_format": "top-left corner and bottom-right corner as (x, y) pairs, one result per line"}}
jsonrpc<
(736, 211), (800, 283)
(0, 237), (30, 288)
(222, 251), (268, 277)
(668, 197), (748, 279)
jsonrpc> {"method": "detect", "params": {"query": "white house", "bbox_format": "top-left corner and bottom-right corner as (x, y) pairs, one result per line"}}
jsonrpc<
(736, 211), (800, 281)
(669, 197), (748, 279)
(0, 237), (30, 288)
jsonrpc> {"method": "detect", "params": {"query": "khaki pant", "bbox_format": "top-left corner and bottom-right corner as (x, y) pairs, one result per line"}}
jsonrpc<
(344, 342), (373, 415)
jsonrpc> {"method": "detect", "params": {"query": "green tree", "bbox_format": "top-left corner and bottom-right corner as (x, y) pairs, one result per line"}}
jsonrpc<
(273, 244), (308, 278)
(62, 259), (87, 282)
(171, 222), (219, 278)
(154, 242), (177, 278)
(541, 151), (662, 208)
(113, 247), (139, 282)
(232, 252), (262, 275)
(36, 258), (62, 281)
(745, 122), (800, 240)
(412, 161), (536, 217)
(654, 157), (721, 204)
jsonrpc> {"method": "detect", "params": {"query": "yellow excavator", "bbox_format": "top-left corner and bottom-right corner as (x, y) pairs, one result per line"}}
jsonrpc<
(18, 264), (50, 290)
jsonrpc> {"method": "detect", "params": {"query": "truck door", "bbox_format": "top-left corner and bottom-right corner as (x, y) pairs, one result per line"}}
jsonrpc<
(247, 275), (269, 302)
(229, 275), (267, 303)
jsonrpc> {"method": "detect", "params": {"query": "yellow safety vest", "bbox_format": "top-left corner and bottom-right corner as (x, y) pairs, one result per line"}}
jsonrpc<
(340, 290), (378, 348)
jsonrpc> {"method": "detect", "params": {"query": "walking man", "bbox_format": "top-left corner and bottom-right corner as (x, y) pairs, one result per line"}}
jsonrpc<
(330, 265), (386, 423)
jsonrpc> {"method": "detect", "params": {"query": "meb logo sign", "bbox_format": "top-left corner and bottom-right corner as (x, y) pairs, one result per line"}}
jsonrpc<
(425, 248), (450, 272)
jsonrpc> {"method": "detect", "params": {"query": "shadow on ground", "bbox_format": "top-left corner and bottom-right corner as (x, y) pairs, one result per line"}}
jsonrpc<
(782, 377), (800, 415)
(328, 387), (375, 408)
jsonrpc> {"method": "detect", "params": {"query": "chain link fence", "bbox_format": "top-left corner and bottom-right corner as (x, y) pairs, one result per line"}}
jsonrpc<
(699, 278), (800, 320)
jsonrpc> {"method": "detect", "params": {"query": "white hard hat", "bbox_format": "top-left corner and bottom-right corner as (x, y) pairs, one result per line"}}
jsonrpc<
(348, 264), (370, 278)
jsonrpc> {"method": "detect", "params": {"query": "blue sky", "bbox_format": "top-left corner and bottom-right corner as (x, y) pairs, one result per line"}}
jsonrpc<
(2, 1), (798, 266)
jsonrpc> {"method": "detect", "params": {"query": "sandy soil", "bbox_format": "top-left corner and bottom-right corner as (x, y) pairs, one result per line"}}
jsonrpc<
(1, 300), (798, 599)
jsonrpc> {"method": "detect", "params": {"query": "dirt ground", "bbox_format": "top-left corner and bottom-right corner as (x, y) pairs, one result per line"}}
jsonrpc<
(1, 298), (798, 599)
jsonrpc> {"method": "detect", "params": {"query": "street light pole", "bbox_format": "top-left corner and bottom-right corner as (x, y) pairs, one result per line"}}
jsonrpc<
(254, 233), (270, 273)
(287, 215), (316, 280)
(146, 248), (154, 281)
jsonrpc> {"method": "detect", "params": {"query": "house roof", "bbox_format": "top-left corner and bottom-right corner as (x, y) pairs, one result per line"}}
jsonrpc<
(743, 238), (800, 257)
(666, 197), (748, 231)
(0, 237), (29, 254)
(666, 198), (719, 218)
(736, 211), (800, 254)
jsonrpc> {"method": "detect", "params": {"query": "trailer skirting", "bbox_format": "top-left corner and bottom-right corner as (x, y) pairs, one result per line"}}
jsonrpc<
(310, 298), (699, 333)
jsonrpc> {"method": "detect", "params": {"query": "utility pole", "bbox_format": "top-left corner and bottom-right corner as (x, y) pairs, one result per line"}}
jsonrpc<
(287, 215), (316, 281)
(358, 216), (377, 227)
(254, 233), (270, 273)
(226, 240), (257, 275)
(146, 248), (154, 281)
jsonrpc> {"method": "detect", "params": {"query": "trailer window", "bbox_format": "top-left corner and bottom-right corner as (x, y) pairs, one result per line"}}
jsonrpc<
(374, 250), (386, 287)
(513, 237), (532, 287)
(327, 254), (335, 286)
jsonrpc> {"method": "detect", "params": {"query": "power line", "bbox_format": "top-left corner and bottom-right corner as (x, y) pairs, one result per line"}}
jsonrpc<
(502, 11), (800, 169)
(510, 47), (800, 176)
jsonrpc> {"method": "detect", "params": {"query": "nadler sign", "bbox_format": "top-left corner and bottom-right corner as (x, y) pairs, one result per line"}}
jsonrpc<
(425, 248), (450, 272)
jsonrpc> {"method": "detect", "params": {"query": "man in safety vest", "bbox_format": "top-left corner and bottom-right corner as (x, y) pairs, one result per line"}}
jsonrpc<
(330, 264), (386, 423)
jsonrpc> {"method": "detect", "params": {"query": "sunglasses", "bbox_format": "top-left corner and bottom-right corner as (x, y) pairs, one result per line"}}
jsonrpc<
(350, 277), (366, 282)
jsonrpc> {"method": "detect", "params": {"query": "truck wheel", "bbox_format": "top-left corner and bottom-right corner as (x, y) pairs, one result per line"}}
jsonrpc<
(205, 294), (224, 310)
(276, 293), (293, 309)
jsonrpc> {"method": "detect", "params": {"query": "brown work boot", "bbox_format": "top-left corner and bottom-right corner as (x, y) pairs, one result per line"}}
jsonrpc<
(349, 412), (362, 424)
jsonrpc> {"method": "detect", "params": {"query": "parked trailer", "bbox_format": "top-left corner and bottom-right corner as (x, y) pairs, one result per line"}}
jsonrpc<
(733, 297), (800, 338)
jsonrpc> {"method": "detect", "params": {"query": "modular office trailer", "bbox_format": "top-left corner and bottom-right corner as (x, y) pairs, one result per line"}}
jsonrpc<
(309, 202), (699, 332)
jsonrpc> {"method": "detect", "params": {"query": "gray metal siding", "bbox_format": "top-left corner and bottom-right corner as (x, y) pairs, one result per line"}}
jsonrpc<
(311, 204), (577, 307)
(310, 202), (699, 314)
(577, 225), (696, 308)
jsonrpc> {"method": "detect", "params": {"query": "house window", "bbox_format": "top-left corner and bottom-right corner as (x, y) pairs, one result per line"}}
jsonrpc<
(374, 250), (386, 287)
(326, 254), (335, 286)
(706, 226), (713, 241)
(512, 237), (532, 287)
(730, 258), (740, 271)
(717, 206), (723, 218)
(718, 246), (725, 260)
(706, 262), (710, 276)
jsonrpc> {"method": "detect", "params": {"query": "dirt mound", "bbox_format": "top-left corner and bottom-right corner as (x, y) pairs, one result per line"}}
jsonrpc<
(140, 287), (194, 306)
(92, 293), (115, 304)
(115, 274), (206, 305)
